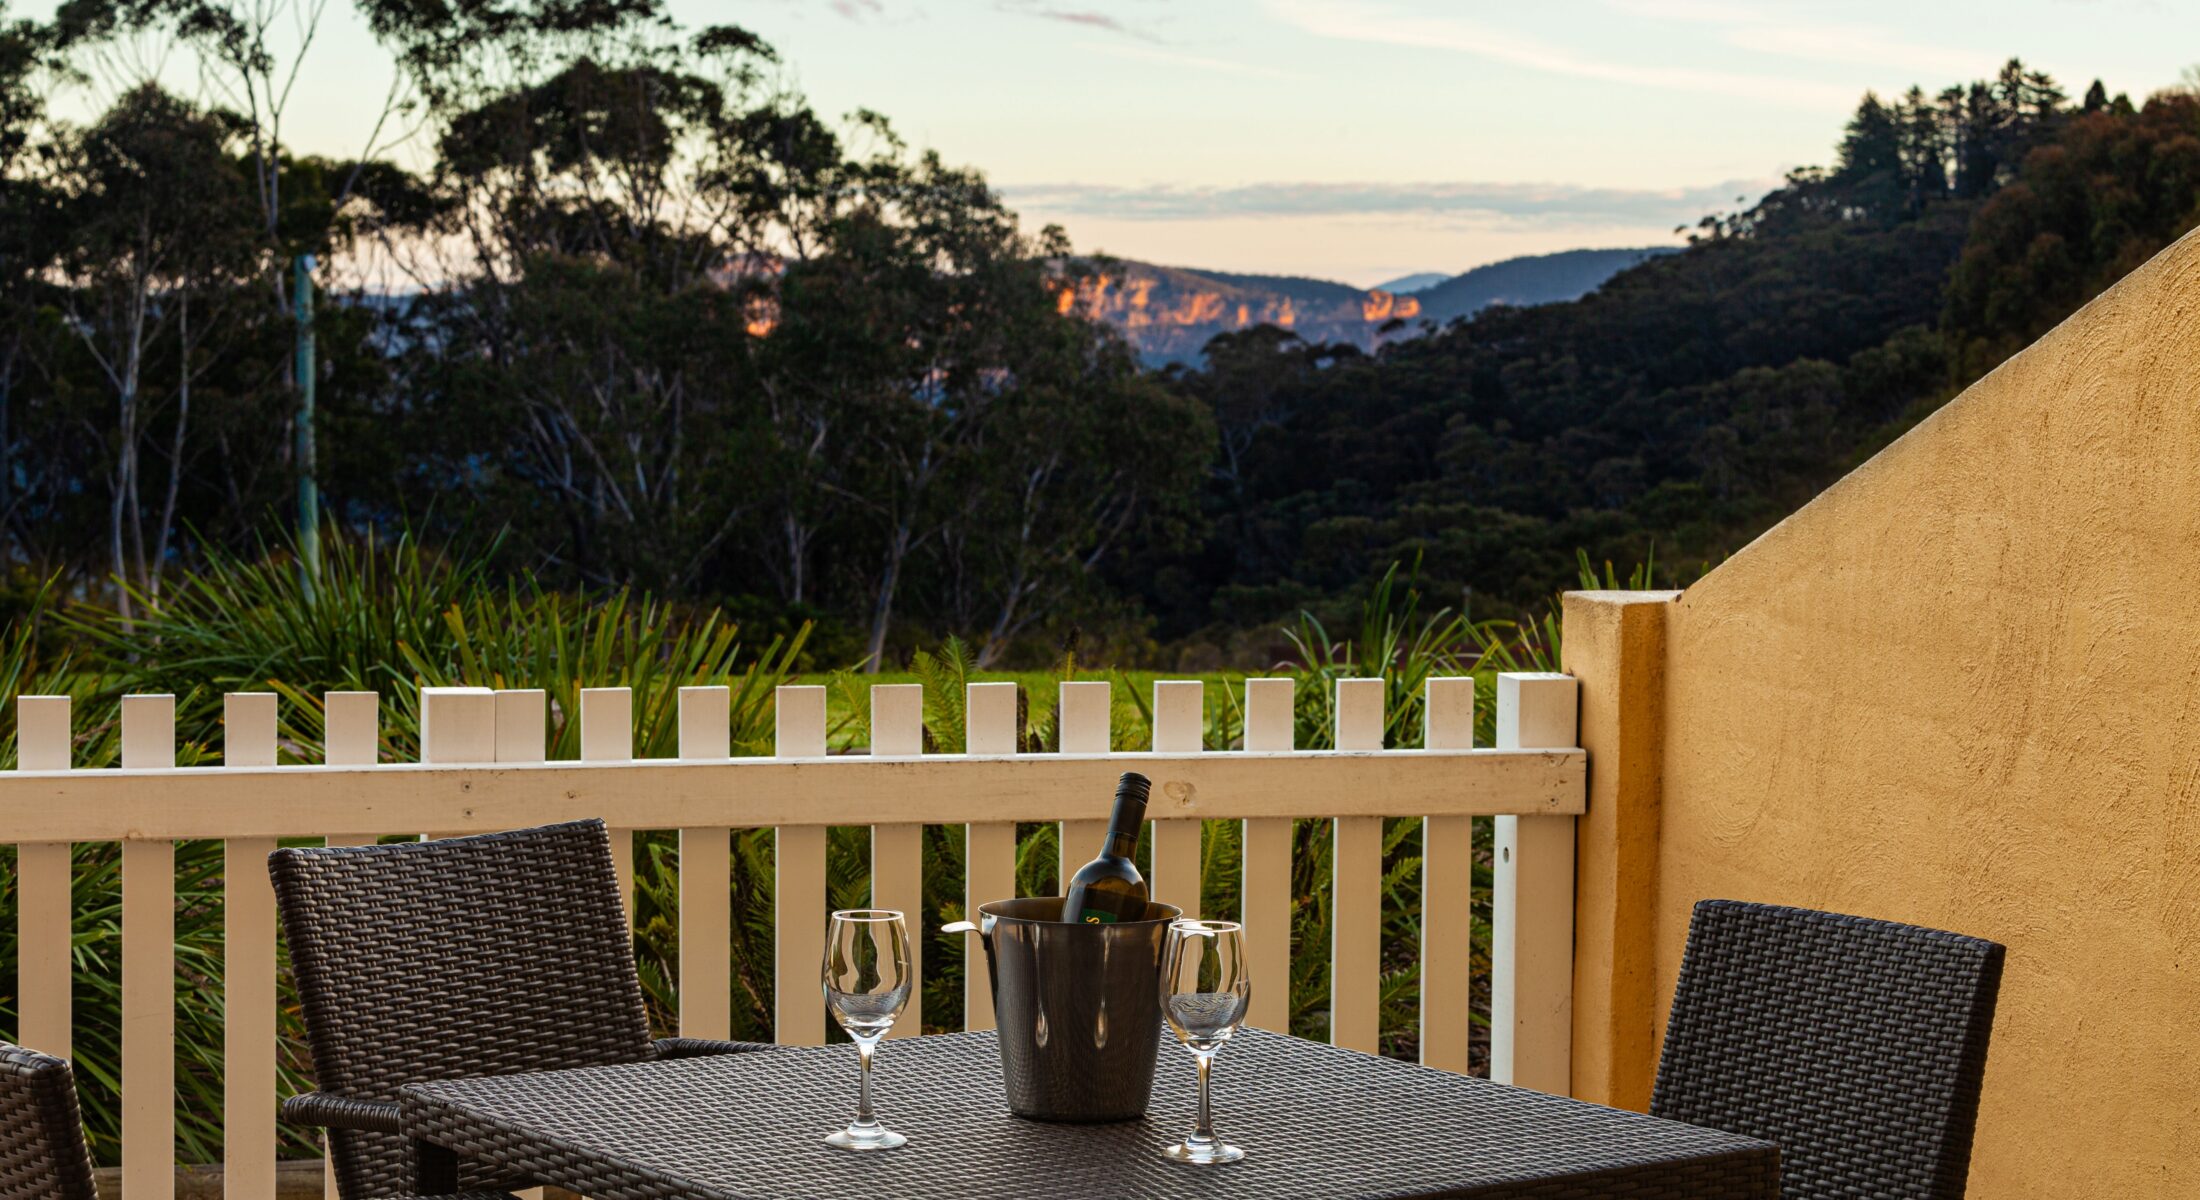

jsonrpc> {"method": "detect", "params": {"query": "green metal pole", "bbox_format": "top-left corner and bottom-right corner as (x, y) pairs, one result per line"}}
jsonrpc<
(294, 253), (319, 597)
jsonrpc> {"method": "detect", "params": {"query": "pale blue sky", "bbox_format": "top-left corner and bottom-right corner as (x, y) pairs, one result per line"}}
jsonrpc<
(30, 0), (2200, 284)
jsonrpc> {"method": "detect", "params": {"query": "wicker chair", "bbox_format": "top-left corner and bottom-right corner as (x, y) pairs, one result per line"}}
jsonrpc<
(1652, 899), (2006, 1200)
(0, 1044), (98, 1200)
(0, 1043), (506, 1200)
(271, 818), (769, 1199)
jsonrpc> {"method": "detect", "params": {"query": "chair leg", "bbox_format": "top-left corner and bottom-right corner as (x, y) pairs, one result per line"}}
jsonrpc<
(408, 1137), (460, 1195)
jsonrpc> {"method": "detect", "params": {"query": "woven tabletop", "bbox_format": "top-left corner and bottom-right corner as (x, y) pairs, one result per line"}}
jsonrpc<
(401, 1029), (1776, 1199)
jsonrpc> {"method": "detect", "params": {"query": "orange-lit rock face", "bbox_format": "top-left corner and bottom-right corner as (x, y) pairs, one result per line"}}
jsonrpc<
(1362, 291), (1422, 322)
(747, 255), (1414, 360)
(1052, 269), (1413, 359)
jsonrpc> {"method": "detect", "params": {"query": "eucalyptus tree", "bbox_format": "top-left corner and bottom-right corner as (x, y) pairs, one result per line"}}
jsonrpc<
(47, 85), (260, 612)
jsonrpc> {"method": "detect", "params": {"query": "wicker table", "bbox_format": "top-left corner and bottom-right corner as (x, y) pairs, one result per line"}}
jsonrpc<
(400, 1029), (1776, 1199)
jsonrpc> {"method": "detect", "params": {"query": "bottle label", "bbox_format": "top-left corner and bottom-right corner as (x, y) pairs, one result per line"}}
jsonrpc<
(1078, 908), (1120, 925)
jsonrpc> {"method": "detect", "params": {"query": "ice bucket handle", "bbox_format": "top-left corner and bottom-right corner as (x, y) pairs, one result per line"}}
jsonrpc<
(941, 912), (996, 945)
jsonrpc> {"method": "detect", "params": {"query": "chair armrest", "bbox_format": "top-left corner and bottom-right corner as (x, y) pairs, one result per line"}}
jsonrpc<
(283, 1091), (403, 1134)
(651, 1036), (778, 1060)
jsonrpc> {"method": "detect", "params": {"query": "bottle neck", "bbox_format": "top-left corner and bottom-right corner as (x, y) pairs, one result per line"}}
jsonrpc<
(1103, 825), (1140, 859)
(1102, 789), (1147, 859)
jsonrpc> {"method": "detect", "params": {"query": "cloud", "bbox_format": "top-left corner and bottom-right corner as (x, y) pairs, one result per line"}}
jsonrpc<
(997, 178), (1778, 230)
(996, 2), (1160, 42)
(1604, 1), (1993, 78)
(831, 0), (885, 19)
(1265, 1), (1857, 109)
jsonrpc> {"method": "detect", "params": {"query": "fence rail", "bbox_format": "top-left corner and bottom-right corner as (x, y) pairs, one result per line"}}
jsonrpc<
(5, 673), (1582, 1200)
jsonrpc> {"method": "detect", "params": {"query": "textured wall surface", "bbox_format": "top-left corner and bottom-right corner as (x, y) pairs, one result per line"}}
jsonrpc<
(1654, 227), (2200, 1196)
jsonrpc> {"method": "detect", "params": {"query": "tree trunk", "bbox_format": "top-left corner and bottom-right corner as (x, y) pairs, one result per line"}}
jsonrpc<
(782, 513), (810, 606)
(151, 296), (192, 599)
(111, 299), (144, 624)
(862, 521), (914, 673)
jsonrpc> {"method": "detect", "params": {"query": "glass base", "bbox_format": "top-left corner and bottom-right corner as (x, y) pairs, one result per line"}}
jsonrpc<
(825, 1122), (907, 1151)
(1163, 1136), (1244, 1164)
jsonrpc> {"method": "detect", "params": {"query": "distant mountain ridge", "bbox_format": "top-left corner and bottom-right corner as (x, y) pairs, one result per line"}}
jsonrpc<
(1373, 272), (1449, 294)
(1412, 247), (1676, 325)
(1064, 247), (1674, 365)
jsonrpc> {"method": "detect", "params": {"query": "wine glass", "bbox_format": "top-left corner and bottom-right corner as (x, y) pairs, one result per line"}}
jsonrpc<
(1159, 918), (1251, 1164)
(821, 909), (913, 1150)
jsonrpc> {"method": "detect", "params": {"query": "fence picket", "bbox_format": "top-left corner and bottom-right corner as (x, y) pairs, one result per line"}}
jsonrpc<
(120, 694), (175, 1200)
(421, 686), (494, 849)
(962, 683), (1021, 1032)
(320, 689), (376, 1195)
(1420, 677), (1477, 1074)
(869, 684), (925, 1037)
(677, 687), (734, 1041)
(578, 688), (636, 918)
(1149, 681), (1204, 919)
(1491, 673), (1580, 1095)
(773, 686), (828, 1046)
(1240, 679), (1294, 1032)
(16, 695), (73, 1062)
(1055, 681), (1111, 891)
(493, 689), (547, 765)
(1330, 679), (1386, 1054)
(221, 694), (279, 1200)
(323, 692), (379, 767)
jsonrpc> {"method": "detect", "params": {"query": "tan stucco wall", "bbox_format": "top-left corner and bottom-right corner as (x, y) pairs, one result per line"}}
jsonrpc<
(1645, 226), (2200, 1195)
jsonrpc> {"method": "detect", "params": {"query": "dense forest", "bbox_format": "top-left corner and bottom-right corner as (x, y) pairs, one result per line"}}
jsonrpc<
(2, 0), (2198, 667)
(1131, 65), (2200, 649)
(0, 0), (1211, 668)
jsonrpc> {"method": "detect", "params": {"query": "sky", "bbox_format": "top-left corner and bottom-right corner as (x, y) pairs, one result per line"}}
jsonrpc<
(29, 0), (2200, 286)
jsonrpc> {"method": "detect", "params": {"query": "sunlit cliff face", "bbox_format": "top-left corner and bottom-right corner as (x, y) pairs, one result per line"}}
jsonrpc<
(1053, 269), (1419, 360)
(1061, 273), (1311, 329)
(1362, 292), (1422, 322)
(722, 255), (1419, 358)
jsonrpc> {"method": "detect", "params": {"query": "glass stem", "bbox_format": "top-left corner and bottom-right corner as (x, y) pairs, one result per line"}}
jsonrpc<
(1194, 1050), (1215, 1142)
(856, 1039), (877, 1127)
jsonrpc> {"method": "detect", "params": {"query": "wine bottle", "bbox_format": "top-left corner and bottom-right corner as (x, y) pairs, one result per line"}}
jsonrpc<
(1062, 772), (1151, 924)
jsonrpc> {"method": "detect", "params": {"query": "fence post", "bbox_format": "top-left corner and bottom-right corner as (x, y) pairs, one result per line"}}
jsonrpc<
(774, 686), (829, 1046)
(577, 688), (635, 918)
(677, 687), (734, 1042)
(870, 684), (926, 1038)
(120, 694), (176, 1200)
(1239, 678), (1294, 1033)
(1330, 678), (1385, 1053)
(1149, 680), (1204, 918)
(1055, 680), (1112, 891)
(16, 696), (73, 1062)
(222, 693), (280, 1200)
(1419, 676), (1477, 1073)
(962, 682), (1021, 1031)
(1560, 590), (1677, 1110)
(1491, 673), (1578, 1096)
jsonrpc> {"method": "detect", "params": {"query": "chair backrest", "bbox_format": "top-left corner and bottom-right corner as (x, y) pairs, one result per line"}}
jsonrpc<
(1652, 899), (2005, 1200)
(270, 819), (654, 1198)
(0, 1044), (99, 1200)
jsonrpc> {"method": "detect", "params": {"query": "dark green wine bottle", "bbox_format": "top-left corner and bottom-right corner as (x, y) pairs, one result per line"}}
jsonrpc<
(1062, 772), (1151, 924)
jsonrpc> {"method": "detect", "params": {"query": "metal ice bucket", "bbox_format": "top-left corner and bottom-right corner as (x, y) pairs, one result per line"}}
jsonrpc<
(943, 897), (1182, 1122)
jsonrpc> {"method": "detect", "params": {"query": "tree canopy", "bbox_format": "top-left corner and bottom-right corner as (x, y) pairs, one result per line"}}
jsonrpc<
(1119, 62), (2200, 642)
(2, 24), (2196, 665)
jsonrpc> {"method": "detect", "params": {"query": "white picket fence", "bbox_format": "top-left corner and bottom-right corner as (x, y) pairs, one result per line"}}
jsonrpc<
(5, 673), (1583, 1199)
